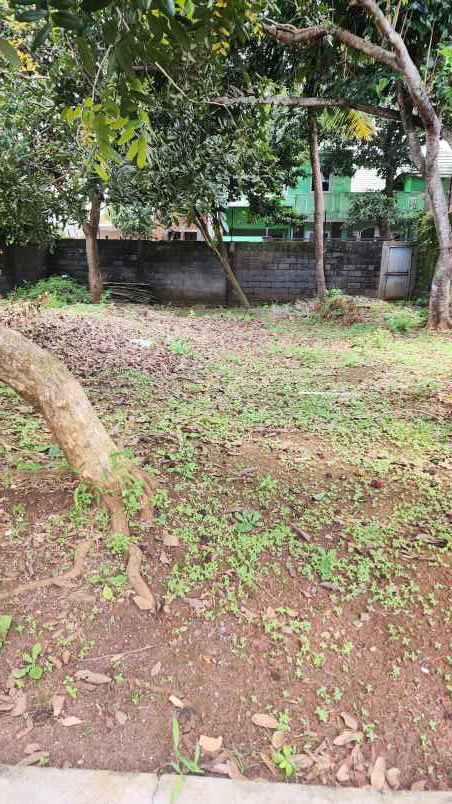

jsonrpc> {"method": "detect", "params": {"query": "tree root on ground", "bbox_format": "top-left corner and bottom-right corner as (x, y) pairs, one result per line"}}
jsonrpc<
(0, 541), (93, 602)
(127, 543), (157, 612)
(0, 540), (157, 613)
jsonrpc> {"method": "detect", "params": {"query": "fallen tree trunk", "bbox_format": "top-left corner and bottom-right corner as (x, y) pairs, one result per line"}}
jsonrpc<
(0, 324), (155, 534)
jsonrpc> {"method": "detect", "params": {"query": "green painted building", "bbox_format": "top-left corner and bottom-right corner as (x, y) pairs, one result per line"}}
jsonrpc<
(225, 143), (452, 242)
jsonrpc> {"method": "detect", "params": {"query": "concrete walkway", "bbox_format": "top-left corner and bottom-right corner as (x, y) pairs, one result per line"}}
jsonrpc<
(1, 766), (452, 804)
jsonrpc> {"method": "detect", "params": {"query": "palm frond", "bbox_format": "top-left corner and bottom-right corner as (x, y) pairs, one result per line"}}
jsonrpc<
(319, 108), (376, 141)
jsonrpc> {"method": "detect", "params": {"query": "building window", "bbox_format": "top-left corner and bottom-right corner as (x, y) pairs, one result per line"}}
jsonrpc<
(292, 226), (305, 240)
(311, 171), (330, 192)
(168, 230), (182, 240)
(184, 231), (197, 241)
(331, 222), (343, 239)
(360, 227), (375, 240)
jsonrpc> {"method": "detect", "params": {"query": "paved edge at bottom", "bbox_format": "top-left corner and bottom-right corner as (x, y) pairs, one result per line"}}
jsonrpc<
(1, 765), (452, 803)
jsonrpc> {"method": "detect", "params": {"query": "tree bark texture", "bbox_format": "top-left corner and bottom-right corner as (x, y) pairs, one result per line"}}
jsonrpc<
(308, 111), (327, 304)
(0, 324), (155, 532)
(195, 212), (251, 308)
(83, 192), (103, 304)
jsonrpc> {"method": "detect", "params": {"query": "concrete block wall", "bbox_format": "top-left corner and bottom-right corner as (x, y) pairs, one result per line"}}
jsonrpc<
(4, 239), (385, 304)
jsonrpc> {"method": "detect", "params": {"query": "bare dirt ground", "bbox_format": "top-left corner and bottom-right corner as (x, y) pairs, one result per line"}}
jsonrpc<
(1, 300), (452, 792)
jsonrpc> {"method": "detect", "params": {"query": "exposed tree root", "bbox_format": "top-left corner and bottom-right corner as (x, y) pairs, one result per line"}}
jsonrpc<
(127, 543), (157, 613)
(0, 541), (92, 602)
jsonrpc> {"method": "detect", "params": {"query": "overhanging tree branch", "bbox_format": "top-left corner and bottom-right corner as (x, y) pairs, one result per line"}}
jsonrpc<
(262, 21), (400, 73)
(213, 94), (402, 122)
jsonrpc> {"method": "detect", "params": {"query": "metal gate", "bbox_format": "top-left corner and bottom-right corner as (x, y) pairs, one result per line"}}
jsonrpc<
(379, 241), (418, 300)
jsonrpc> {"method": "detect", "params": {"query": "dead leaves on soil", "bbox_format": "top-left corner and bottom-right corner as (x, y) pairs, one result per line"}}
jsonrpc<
(199, 734), (223, 754)
(74, 670), (112, 685)
(251, 713), (279, 729)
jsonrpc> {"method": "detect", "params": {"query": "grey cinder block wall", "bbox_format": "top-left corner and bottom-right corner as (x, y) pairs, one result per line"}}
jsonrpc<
(1, 239), (384, 304)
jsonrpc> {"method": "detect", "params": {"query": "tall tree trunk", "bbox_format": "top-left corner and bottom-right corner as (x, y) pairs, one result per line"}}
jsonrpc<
(0, 324), (155, 534)
(308, 110), (327, 303)
(425, 166), (452, 330)
(378, 173), (395, 239)
(83, 193), (103, 304)
(195, 212), (251, 308)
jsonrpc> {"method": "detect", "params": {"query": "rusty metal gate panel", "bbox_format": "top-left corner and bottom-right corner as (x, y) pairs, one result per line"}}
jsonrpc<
(379, 242), (418, 300)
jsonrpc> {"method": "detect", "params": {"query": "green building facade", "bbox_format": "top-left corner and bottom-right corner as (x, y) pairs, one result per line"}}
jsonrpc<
(225, 152), (452, 242)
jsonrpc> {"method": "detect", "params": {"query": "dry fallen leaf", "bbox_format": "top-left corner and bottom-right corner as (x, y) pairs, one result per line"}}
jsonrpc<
(185, 597), (206, 612)
(10, 692), (27, 718)
(61, 649), (70, 665)
(386, 767), (401, 789)
(15, 725), (33, 741)
(370, 756), (386, 791)
(333, 730), (361, 746)
(24, 743), (41, 755)
(51, 694), (65, 718)
(199, 734), (223, 754)
(115, 710), (128, 726)
(150, 661), (162, 677)
(411, 780), (427, 791)
(211, 763), (229, 776)
(169, 695), (184, 709)
(260, 752), (277, 777)
(226, 759), (242, 780)
(0, 701), (14, 713)
(163, 532), (179, 547)
(271, 730), (286, 750)
(340, 711), (358, 731)
(59, 716), (83, 727)
(336, 758), (351, 783)
(48, 655), (62, 670)
(293, 754), (314, 770)
(75, 670), (112, 685)
(251, 713), (279, 729)
(159, 550), (171, 565)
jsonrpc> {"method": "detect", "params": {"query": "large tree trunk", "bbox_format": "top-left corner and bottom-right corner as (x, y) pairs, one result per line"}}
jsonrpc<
(83, 192), (103, 304)
(308, 110), (327, 303)
(425, 166), (452, 329)
(0, 324), (155, 534)
(195, 212), (251, 308)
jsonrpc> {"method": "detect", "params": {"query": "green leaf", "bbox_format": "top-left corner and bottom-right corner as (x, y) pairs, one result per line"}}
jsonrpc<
(0, 615), (12, 647)
(170, 775), (184, 804)
(136, 134), (148, 168)
(117, 127), (136, 146)
(102, 584), (114, 601)
(172, 715), (180, 749)
(126, 139), (139, 162)
(52, 11), (84, 31)
(31, 642), (42, 662)
(14, 667), (29, 679)
(94, 163), (109, 182)
(0, 38), (21, 68)
(15, 10), (47, 22)
(31, 21), (52, 50)
(29, 665), (43, 681)
(77, 37), (96, 76)
(154, 0), (175, 16)
(82, 0), (113, 10)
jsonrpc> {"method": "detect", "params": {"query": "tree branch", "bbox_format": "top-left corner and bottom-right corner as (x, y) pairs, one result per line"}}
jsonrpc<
(396, 86), (425, 174)
(213, 93), (402, 122)
(262, 21), (400, 73)
(350, 0), (439, 131)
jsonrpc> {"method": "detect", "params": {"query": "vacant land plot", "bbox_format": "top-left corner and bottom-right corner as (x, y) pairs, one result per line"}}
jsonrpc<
(1, 300), (452, 792)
